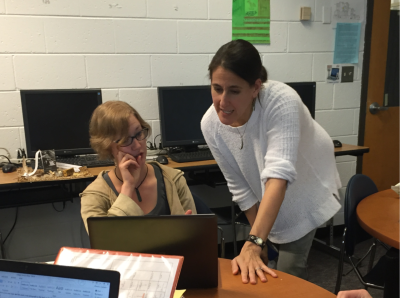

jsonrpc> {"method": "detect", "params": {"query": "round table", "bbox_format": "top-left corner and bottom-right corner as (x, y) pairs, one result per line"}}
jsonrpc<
(357, 189), (399, 249)
(185, 258), (335, 297)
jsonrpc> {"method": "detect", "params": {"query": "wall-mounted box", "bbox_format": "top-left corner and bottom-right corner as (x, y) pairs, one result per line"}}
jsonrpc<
(300, 7), (312, 21)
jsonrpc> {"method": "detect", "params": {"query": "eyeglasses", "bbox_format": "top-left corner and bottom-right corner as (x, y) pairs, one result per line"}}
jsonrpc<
(115, 128), (149, 147)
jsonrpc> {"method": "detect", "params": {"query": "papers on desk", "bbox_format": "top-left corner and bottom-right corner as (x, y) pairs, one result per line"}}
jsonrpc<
(391, 183), (400, 195)
(55, 247), (183, 298)
(146, 155), (158, 161)
(56, 162), (81, 172)
(173, 289), (186, 298)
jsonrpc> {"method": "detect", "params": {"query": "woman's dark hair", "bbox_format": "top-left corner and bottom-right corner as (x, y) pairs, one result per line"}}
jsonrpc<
(209, 39), (268, 85)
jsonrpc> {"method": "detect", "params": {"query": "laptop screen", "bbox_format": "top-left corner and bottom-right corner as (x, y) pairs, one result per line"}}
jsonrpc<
(0, 270), (111, 298)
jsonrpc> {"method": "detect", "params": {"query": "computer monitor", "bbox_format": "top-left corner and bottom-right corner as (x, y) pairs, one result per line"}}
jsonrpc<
(286, 82), (316, 119)
(158, 85), (212, 151)
(21, 89), (102, 158)
(157, 82), (316, 150)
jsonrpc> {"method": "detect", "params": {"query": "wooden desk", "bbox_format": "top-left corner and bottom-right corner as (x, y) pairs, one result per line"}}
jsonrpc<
(0, 161), (218, 187)
(357, 189), (399, 298)
(333, 144), (369, 157)
(0, 144), (369, 187)
(0, 144), (369, 210)
(357, 189), (399, 249)
(186, 258), (335, 298)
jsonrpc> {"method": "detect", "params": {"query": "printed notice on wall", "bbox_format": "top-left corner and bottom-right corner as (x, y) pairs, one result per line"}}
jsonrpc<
(332, 0), (365, 28)
(333, 23), (361, 64)
(232, 0), (270, 44)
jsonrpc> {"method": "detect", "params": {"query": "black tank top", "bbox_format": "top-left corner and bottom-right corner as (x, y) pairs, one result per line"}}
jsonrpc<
(103, 164), (170, 215)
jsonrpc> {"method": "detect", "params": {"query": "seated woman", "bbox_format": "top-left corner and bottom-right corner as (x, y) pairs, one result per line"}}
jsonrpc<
(80, 101), (196, 232)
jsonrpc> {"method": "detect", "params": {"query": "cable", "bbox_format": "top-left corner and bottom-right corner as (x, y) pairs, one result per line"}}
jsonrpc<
(154, 134), (161, 145)
(147, 141), (155, 150)
(0, 155), (11, 164)
(0, 148), (11, 159)
(52, 201), (66, 212)
(3, 207), (19, 245)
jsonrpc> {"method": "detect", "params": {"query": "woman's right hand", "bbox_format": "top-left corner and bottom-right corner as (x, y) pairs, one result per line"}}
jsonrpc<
(117, 151), (142, 188)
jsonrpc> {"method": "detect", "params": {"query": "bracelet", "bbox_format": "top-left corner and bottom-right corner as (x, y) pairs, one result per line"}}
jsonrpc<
(246, 234), (266, 249)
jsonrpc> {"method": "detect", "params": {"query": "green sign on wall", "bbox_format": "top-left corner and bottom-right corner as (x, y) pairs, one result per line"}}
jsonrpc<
(232, 0), (270, 44)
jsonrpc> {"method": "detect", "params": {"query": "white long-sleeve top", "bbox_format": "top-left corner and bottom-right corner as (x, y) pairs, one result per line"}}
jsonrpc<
(201, 80), (342, 244)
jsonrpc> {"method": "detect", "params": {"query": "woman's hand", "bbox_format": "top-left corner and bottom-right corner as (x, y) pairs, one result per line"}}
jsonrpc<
(184, 210), (192, 215)
(337, 290), (372, 298)
(231, 241), (277, 284)
(117, 151), (142, 189)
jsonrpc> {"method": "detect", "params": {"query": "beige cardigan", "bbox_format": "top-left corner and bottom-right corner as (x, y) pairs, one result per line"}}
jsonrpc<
(80, 161), (197, 232)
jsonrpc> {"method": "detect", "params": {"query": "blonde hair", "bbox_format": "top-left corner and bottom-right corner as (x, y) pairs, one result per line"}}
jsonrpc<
(89, 101), (152, 160)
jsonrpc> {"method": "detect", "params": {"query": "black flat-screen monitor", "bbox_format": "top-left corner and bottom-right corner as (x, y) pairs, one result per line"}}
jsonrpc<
(286, 82), (316, 119)
(21, 89), (102, 158)
(158, 85), (212, 149)
(157, 82), (316, 149)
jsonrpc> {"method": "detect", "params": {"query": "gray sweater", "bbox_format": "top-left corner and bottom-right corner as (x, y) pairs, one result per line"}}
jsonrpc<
(201, 80), (342, 244)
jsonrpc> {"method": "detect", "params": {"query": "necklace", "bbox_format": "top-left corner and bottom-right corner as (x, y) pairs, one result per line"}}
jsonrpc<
(114, 165), (149, 202)
(237, 121), (249, 150)
(236, 100), (255, 150)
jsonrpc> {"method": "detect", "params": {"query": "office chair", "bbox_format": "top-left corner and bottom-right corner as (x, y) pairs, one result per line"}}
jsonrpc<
(335, 174), (389, 294)
(191, 194), (225, 258)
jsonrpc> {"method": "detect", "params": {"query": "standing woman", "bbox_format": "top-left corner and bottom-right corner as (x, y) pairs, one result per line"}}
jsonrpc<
(201, 39), (341, 283)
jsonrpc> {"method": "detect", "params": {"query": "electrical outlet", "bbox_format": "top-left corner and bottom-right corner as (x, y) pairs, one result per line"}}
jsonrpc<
(341, 66), (354, 83)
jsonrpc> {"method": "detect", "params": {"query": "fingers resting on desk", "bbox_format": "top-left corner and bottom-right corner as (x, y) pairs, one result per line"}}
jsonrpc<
(231, 243), (277, 284)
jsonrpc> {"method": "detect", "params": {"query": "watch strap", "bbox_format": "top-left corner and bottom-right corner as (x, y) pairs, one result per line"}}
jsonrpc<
(246, 234), (266, 249)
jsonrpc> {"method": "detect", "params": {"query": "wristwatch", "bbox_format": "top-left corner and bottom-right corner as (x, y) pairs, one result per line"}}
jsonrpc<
(246, 234), (266, 249)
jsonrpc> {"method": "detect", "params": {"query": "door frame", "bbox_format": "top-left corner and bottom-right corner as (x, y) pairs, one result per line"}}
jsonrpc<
(356, 0), (374, 174)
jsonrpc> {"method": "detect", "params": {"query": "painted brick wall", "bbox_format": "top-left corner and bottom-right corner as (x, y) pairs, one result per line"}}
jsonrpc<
(1, 0), (366, 225)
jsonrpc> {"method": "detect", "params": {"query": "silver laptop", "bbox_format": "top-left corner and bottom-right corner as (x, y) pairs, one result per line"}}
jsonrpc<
(88, 214), (218, 289)
(0, 259), (120, 297)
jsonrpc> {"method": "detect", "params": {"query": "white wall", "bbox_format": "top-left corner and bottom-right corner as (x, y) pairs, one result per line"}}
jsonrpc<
(0, 0), (367, 254)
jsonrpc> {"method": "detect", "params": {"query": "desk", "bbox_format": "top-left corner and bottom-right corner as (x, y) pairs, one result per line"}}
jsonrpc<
(356, 189), (399, 298)
(0, 144), (369, 231)
(185, 258), (335, 298)
(357, 189), (399, 249)
(0, 144), (369, 187)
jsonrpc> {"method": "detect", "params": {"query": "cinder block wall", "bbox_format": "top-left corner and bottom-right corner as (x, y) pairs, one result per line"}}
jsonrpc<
(0, 0), (366, 259)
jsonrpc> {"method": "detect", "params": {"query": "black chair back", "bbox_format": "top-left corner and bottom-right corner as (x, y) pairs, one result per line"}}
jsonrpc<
(192, 194), (213, 214)
(344, 174), (378, 255)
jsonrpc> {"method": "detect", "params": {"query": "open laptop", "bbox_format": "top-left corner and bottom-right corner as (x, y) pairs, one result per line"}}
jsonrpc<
(88, 214), (218, 289)
(0, 259), (120, 298)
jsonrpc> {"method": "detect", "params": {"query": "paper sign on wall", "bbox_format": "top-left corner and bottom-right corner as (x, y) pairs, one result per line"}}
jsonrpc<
(232, 0), (270, 44)
(332, 0), (365, 28)
(333, 23), (361, 64)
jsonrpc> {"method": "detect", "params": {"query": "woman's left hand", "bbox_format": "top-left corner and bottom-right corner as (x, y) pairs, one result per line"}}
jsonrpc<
(231, 241), (277, 284)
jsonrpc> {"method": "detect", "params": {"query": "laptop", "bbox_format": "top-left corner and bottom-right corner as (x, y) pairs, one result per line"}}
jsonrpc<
(0, 259), (120, 298)
(88, 214), (218, 289)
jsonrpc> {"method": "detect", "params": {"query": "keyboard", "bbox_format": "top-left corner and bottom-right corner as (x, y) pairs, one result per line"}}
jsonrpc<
(168, 150), (214, 163)
(56, 155), (115, 168)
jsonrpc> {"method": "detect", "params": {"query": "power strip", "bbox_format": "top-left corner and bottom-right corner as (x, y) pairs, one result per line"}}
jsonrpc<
(0, 158), (33, 165)
(147, 149), (162, 156)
